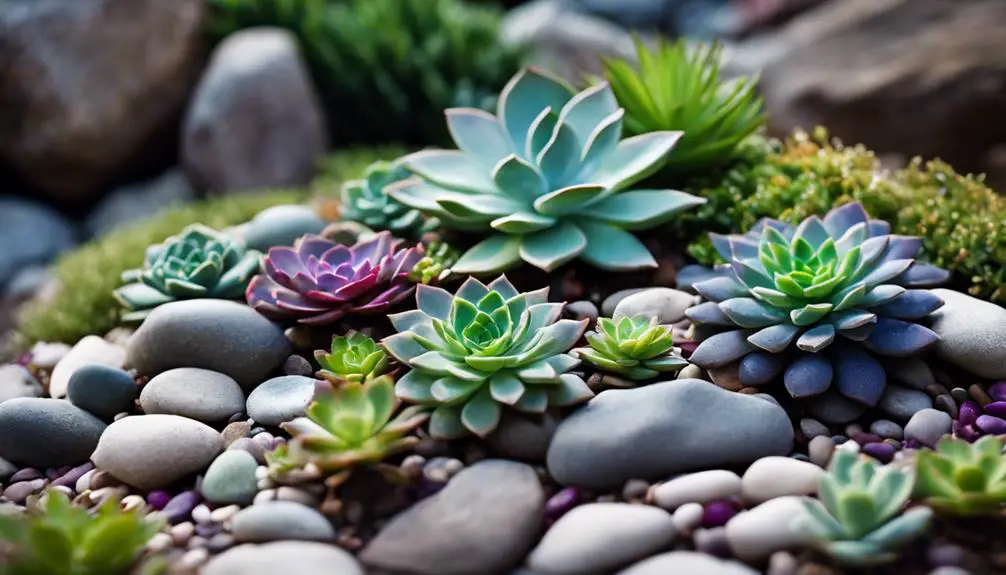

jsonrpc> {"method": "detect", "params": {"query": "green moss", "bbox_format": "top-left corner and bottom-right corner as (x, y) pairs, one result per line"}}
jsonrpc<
(15, 189), (306, 348)
(680, 127), (1006, 303)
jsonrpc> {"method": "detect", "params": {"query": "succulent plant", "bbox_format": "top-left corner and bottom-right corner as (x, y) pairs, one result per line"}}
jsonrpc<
(387, 67), (706, 274)
(914, 435), (1006, 515)
(114, 223), (260, 322)
(601, 37), (764, 172)
(794, 450), (932, 566)
(246, 231), (424, 326)
(266, 376), (430, 484)
(685, 202), (950, 408)
(408, 240), (460, 285)
(0, 488), (163, 575)
(340, 160), (439, 239)
(572, 315), (688, 381)
(315, 331), (389, 384)
(382, 275), (593, 439)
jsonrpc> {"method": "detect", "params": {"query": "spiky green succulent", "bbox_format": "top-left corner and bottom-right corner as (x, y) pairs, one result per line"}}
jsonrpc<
(686, 202), (949, 416)
(0, 488), (163, 575)
(572, 315), (687, 381)
(314, 331), (389, 384)
(601, 37), (764, 172)
(266, 376), (430, 483)
(408, 240), (460, 285)
(382, 275), (593, 439)
(388, 67), (706, 275)
(793, 450), (932, 566)
(113, 223), (260, 323)
(340, 160), (439, 239)
(914, 435), (1006, 515)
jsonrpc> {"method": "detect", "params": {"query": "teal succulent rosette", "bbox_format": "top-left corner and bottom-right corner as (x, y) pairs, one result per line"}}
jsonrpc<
(387, 67), (706, 274)
(339, 160), (439, 239)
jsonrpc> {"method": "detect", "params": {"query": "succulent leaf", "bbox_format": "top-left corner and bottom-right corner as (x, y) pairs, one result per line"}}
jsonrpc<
(385, 275), (591, 439)
(389, 67), (705, 273)
(914, 435), (1006, 515)
(315, 331), (390, 384)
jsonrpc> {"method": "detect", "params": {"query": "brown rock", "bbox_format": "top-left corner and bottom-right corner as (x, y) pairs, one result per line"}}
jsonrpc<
(0, 0), (206, 201)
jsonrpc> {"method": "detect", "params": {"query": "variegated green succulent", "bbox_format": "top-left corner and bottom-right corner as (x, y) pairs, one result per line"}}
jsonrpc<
(113, 223), (261, 323)
(387, 67), (706, 274)
(315, 331), (389, 384)
(382, 275), (593, 439)
(915, 435), (1006, 515)
(266, 376), (430, 484)
(340, 160), (439, 239)
(794, 450), (932, 566)
(572, 315), (687, 381)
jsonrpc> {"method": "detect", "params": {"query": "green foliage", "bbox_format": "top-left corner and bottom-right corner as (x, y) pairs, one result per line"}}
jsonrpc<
(572, 315), (687, 381)
(113, 224), (261, 324)
(382, 276), (594, 439)
(601, 37), (764, 173)
(266, 375), (430, 483)
(205, 0), (525, 147)
(795, 450), (931, 566)
(339, 160), (439, 239)
(915, 435), (1006, 516)
(408, 240), (460, 285)
(15, 190), (306, 348)
(0, 489), (163, 575)
(314, 331), (389, 384)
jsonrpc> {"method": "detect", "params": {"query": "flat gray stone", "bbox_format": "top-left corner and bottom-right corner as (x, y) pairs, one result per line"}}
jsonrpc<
(617, 551), (758, 575)
(91, 414), (223, 490)
(878, 384), (932, 422)
(546, 380), (794, 489)
(203, 541), (364, 575)
(246, 375), (315, 427)
(242, 205), (326, 252)
(486, 411), (557, 462)
(50, 336), (126, 399)
(904, 408), (953, 447)
(139, 368), (245, 423)
(651, 470), (741, 511)
(360, 459), (544, 575)
(930, 288), (1006, 378)
(126, 299), (291, 392)
(612, 288), (696, 325)
(201, 450), (259, 505)
(231, 501), (335, 543)
(0, 398), (106, 468)
(526, 503), (677, 574)
(66, 364), (137, 419)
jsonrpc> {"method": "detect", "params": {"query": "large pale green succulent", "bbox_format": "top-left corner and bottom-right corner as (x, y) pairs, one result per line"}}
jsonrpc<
(381, 275), (593, 439)
(794, 450), (932, 566)
(572, 315), (687, 381)
(387, 67), (706, 274)
(340, 160), (439, 239)
(113, 224), (261, 323)
(915, 435), (1006, 515)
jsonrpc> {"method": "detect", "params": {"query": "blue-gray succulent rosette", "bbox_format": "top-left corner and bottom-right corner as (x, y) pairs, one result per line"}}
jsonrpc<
(386, 67), (706, 275)
(685, 202), (950, 411)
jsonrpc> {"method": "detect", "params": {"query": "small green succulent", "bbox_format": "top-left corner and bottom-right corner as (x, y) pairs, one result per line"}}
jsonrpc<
(793, 450), (932, 566)
(601, 37), (764, 173)
(340, 160), (439, 239)
(315, 331), (389, 384)
(0, 488), (163, 575)
(408, 240), (460, 285)
(571, 315), (687, 381)
(113, 223), (260, 323)
(266, 375), (430, 484)
(915, 435), (1006, 515)
(388, 67), (706, 274)
(382, 275), (594, 439)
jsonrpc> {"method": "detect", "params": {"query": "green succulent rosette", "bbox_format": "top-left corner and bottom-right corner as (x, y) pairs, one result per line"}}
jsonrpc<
(572, 314), (687, 381)
(915, 435), (1006, 516)
(340, 160), (439, 239)
(315, 331), (389, 384)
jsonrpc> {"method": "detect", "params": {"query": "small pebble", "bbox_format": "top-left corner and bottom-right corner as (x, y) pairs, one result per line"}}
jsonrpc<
(694, 526), (730, 556)
(808, 436), (835, 468)
(192, 503), (213, 524)
(121, 494), (146, 511)
(767, 551), (799, 575)
(282, 355), (314, 377)
(545, 487), (580, 521)
(170, 522), (196, 546)
(147, 532), (174, 553)
(725, 497), (815, 562)
(799, 418), (829, 440)
(988, 382), (1006, 402)
(147, 490), (172, 511)
(976, 415), (1006, 435)
(89, 470), (122, 490)
(177, 548), (210, 571)
(862, 442), (896, 463)
(905, 409), (953, 447)
(52, 462), (94, 488)
(231, 501), (336, 542)
(969, 384), (992, 407)
(652, 470), (742, 511)
(187, 535), (207, 550)
(163, 491), (201, 525)
(935, 395), (958, 418)
(9, 468), (43, 483)
(622, 479), (649, 501)
(929, 543), (966, 568)
(227, 437), (267, 464)
(275, 486), (318, 506)
(672, 502), (705, 533)
(564, 301), (599, 325)
(702, 501), (737, 528)
(210, 505), (241, 524)
(929, 568), (971, 575)
(950, 387), (970, 404)
(206, 533), (236, 553)
(741, 457), (822, 504)
(221, 421), (253, 446)
(851, 432), (882, 445)
(196, 522), (223, 538)
(838, 440), (861, 454)
(75, 469), (95, 493)
(3, 479), (47, 504)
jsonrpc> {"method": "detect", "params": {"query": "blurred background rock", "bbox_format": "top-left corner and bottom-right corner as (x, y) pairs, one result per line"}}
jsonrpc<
(0, 0), (1003, 332)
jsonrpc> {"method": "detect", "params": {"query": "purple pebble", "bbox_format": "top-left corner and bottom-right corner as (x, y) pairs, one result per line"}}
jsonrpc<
(983, 401), (1006, 419)
(988, 382), (1006, 402)
(959, 401), (981, 427)
(162, 490), (201, 524)
(702, 501), (737, 528)
(147, 490), (172, 511)
(862, 442), (896, 464)
(976, 415), (1006, 435)
(52, 462), (95, 488)
(545, 487), (580, 520)
(958, 424), (982, 442)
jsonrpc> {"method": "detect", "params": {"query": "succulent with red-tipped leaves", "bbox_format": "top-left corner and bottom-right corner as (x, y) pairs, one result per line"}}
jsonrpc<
(246, 231), (423, 326)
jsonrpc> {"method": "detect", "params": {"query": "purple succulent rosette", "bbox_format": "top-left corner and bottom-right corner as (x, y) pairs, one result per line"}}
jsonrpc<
(685, 202), (950, 409)
(245, 231), (423, 326)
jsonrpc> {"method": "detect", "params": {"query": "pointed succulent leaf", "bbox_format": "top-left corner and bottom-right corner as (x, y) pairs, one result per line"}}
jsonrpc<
(577, 189), (706, 230)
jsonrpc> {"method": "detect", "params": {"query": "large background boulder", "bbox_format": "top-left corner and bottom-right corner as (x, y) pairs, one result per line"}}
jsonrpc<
(0, 0), (206, 202)
(726, 0), (1006, 189)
